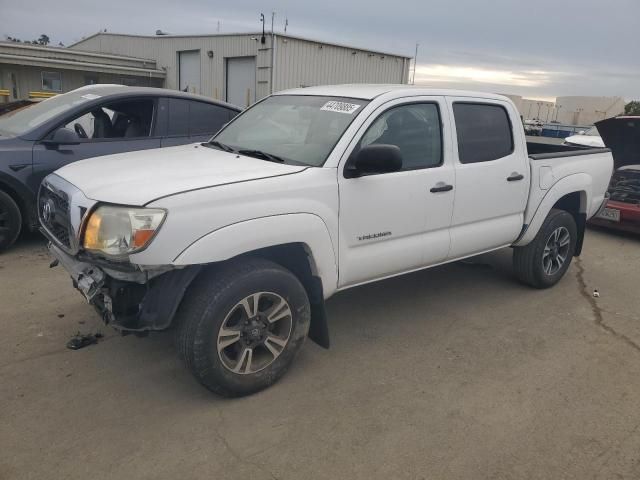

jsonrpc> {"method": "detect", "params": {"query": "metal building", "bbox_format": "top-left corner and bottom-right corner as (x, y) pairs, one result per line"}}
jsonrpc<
(0, 41), (165, 102)
(70, 32), (411, 107)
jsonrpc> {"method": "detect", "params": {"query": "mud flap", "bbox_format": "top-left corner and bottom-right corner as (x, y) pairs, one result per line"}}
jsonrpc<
(307, 276), (330, 349)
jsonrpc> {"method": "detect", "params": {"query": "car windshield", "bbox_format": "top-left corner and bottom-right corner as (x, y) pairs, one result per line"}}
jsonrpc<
(212, 95), (369, 166)
(0, 89), (111, 136)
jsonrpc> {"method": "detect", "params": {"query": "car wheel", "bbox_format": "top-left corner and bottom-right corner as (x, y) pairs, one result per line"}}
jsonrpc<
(0, 190), (22, 253)
(513, 208), (577, 289)
(175, 258), (310, 397)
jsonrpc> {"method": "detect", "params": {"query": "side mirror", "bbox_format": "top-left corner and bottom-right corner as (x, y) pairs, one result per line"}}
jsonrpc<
(43, 128), (80, 146)
(346, 144), (403, 178)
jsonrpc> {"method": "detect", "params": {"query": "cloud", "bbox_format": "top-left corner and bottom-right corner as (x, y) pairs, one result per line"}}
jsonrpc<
(414, 64), (553, 88)
(2, 0), (639, 99)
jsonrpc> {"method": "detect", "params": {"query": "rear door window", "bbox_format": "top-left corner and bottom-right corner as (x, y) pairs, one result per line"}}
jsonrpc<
(167, 98), (190, 136)
(189, 101), (235, 135)
(453, 103), (513, 164)
(167, 98), (236, 137)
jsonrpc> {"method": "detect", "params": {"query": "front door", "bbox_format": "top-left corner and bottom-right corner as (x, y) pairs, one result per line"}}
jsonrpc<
(338, 98), (455, 288)
(30, 98), (161, 192)
(446, 98), (529, 259)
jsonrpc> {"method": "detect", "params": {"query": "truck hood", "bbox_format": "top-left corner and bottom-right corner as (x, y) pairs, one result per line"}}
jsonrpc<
(595, 116), (640, 170)
(54, 143), (308, 205)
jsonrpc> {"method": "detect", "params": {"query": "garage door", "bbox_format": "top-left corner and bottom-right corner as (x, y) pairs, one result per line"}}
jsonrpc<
(226, 57), (256, 108)
(179, 50), (201, 94)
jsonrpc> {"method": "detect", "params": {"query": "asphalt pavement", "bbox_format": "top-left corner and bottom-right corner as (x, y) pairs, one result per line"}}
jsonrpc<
(1, 228), (639, 480)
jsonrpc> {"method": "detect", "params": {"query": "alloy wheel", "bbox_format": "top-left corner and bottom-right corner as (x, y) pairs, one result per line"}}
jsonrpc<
(216, 292), (293, 374)
(542, 226), (571, 275)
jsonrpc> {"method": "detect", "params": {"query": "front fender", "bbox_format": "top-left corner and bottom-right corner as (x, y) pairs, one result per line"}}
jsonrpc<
(514, 173), (591, 247)
(173, 213), (339, 297)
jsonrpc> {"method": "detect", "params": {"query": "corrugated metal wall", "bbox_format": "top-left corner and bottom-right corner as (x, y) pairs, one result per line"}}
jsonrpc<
(72, 33), (409, 105)
(273, 36), (408, 91)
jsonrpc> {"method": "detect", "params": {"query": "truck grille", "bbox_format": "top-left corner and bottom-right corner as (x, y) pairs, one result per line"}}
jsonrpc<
(609, 170), (640, 205)
(39, 183), (73, 249)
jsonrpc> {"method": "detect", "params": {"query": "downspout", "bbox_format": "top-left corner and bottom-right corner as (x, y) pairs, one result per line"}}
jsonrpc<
(270, 33), (277, 94)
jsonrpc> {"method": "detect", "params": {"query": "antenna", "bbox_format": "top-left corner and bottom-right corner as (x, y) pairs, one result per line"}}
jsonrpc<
(216, 20), (220, 33)
(284, 18), (288, 33)
(260, 13), (266, 44)
(271, 11), (275, 34)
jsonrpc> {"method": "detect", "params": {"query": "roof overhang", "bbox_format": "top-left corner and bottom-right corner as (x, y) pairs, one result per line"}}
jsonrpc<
(0, 53), (165, 78)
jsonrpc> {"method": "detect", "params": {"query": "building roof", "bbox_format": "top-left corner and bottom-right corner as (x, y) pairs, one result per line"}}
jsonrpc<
(0, 41), (165, 78)
(70, 31), (412, 59)
(275, 84), (512, 101)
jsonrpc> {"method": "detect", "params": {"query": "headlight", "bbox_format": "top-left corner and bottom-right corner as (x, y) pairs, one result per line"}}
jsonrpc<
(83, 206), (166, 256)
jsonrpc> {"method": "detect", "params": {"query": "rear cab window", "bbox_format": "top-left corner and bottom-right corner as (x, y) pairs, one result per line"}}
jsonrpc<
(453, 102), (514, 163)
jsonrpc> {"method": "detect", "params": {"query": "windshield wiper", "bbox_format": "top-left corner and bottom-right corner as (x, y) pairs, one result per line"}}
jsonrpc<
(206, 140), (235, 153)
(237, 149), (285, 163)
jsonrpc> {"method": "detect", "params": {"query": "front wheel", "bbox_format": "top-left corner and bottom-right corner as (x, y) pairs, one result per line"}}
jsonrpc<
(0, 190), (22, 253)
(175, 258), (310, 397)
(513, 208), (577, 289)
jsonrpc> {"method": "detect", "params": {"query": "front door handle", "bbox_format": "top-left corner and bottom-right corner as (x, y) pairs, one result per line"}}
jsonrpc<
(430, 183), (454, 193)
(507, 173), (524, 182)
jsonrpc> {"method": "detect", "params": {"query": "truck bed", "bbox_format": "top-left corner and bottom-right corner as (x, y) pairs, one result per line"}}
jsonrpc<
(526, 138), (608, 157)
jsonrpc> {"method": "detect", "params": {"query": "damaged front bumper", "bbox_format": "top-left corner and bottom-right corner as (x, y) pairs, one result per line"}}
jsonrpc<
(48, 243), (201, 332)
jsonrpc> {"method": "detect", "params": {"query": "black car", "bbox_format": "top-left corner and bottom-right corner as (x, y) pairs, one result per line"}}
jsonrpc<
(0, 85), (241, 251)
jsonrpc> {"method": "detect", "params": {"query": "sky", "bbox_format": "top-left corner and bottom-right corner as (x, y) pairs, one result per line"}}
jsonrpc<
(2, 0), (639, 101)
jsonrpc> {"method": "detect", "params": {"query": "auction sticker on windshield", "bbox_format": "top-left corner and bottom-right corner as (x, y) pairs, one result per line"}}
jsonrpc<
(321, 101), (361, 114)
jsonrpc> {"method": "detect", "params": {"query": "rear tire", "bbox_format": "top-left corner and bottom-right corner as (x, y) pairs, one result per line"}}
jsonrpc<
(175, 258), (310, 397)
(513, 208), (577, 289)
(0, 190), (22, 253)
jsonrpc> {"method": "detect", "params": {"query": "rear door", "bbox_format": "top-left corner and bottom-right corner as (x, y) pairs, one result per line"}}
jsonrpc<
(338, 97), (455, 287)
(161, 98), (237, 147)
(446, 97), (529, 259)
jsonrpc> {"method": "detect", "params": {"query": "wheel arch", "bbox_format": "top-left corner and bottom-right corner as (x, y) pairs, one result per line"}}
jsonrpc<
(0, 173), (35, 229)
(514, 173), (591, 252)
(171, 214), (338, 348)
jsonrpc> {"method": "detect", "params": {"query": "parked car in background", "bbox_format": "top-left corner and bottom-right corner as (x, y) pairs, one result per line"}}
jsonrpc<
(524, 119), (543, 136)
(0, 85), (241, 251)
(40, 85), (613, 396)
(0, 99), (39, 117)
(590, 116), (640, 233)
(564, 126), (605, 148)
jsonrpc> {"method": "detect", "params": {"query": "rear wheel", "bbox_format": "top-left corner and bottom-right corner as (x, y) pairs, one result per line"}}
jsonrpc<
(0, 190), (22, 253)
(513, 208), (577, 289)
(175, 258), (310, 397)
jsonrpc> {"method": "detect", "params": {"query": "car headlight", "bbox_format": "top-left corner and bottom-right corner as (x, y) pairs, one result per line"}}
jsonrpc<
(83, 206), (166, 256)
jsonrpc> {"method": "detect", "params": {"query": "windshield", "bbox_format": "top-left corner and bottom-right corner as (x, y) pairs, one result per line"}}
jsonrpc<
(0, 89), (108, 136)
(212, 95), (369, 166)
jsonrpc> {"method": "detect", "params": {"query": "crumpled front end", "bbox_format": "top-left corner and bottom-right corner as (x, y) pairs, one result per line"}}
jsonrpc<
(48, 242), (201, 332)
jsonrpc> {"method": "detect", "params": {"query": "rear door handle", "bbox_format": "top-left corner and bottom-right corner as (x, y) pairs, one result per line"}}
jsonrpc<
(430, 183), (454, 193)
(507, 173), (524, 182)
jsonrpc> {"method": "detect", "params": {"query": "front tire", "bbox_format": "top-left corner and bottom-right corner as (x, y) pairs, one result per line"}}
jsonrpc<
(0, 190), (22, 253)
(513, 208), (577, 289)
(175, 258), (310, 397)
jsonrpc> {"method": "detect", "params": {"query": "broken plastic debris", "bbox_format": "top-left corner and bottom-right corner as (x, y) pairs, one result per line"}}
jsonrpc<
(593, 289), (600, 298)
(66, 332), (104, 350)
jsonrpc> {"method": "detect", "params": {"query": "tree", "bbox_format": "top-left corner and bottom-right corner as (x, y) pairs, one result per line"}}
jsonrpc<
(624, 101), (640, 116)
(37, 34), (50, 45)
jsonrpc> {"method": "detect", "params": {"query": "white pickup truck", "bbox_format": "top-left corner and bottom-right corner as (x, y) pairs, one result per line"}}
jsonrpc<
(39, 85), (613, 396)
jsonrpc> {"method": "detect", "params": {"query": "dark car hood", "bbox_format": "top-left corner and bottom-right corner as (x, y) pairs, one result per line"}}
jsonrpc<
(595, 116), (640, 170)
